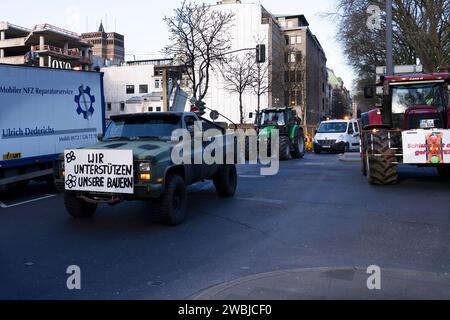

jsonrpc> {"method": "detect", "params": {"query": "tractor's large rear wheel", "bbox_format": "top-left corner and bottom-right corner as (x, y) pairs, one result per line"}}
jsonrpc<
(279, 136), (291, 161)
(291, 129), (305, 159)
(366, 131), (398, 185)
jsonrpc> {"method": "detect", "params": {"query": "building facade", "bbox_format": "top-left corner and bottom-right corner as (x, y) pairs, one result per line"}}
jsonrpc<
(275, 14), (328, 126)
(205, 1), (280, 124)
(102, 59), (190, 118)
(205, 1), (328, 126)
(81, 22), (125, 65)
(0, 21), (93, 70)
(327, 68), (352, 119)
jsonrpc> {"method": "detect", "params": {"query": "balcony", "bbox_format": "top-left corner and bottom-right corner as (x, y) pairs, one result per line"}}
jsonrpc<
(0, 37), (26, 48)
(0, 55), (25, 64)
(31, 45), (91, 64)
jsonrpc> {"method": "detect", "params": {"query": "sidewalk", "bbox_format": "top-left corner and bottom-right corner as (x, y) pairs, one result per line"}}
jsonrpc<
(191, 267), (450, 300)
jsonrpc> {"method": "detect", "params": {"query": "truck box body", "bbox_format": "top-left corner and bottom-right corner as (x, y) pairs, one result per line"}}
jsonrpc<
(0, 64), (105, 186)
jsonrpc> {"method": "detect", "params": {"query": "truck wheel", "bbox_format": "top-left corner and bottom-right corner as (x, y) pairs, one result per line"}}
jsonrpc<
(291, 130), (305, 159)
(154, 175), (187, 226)
(367, 132), (398, 185)
(213, 165), (237, 198)
(279, 136), (291, 160)
(64, 194), (97, 218)
(437, 165), (450, 178)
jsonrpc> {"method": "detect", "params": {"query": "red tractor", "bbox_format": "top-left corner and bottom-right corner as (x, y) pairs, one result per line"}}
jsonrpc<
(361, 73), (450, 185)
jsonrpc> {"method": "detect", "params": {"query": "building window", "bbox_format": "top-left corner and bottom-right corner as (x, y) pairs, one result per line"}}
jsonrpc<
(107, 103), (112, 111)
(289, 53), (296, 63)
(156, 107), (162, 112)
(297, 90), (302, 104)
(148, 107), (153, 112)
(120, 103), (125, 112)
(139, 84), (148, 94)
(290, 71), (295, 82)
(155, 79), (161, 89)
(126, 85), (135, 94)
(290, 36), (296, 45)
(289, 35), (302, 45)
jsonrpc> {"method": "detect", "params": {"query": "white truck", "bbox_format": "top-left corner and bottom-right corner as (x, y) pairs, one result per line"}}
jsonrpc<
(0, 64), (105, 189)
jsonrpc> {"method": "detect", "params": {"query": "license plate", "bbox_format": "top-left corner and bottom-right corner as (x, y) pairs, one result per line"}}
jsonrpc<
(322, 145), (331, 149)
(420, 119), (435, 129)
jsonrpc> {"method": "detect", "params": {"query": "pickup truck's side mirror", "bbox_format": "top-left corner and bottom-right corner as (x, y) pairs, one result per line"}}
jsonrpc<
(97, 133), (104, 141)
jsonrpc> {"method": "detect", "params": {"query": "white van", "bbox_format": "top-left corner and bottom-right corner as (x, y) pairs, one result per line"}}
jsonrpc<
(313, 119), (361, 154)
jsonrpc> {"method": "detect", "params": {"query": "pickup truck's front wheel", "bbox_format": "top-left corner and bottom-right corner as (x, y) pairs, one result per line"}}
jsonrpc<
(154, 175), (187, 226)
(64, 194), (97, 219)
(214, 165), (237, 198)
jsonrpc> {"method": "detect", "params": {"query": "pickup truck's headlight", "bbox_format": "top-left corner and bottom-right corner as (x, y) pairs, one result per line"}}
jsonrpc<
(139, 162), (151, 172)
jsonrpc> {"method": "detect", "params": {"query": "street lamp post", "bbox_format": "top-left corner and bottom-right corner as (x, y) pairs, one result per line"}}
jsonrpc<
(386, 0), (394, 76)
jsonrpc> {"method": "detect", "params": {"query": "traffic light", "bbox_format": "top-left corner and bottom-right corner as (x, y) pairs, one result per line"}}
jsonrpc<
(196, 100), (207, 116)
(256, 44), (266, 64)
(191, 100), (207, 116)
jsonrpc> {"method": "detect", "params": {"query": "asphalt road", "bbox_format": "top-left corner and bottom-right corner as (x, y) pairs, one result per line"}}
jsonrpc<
(1, 153), (449, 300)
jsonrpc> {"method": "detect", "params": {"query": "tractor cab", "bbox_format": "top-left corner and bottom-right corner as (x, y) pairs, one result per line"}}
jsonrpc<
(256, 107), (301, 136)
(248, 107), (305, 161)
(363, 74), (450, 130)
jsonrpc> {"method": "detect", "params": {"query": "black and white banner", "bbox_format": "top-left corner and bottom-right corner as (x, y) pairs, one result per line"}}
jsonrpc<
(64, 149), (134, 194)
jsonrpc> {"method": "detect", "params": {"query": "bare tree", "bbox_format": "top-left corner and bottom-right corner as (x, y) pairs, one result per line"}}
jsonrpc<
(221, 53), (256, 124)
(251, 59), (271, 116)
(333, 0), (450, 112)
(280, 46), (307, 126)
(164, 1), (234, 102)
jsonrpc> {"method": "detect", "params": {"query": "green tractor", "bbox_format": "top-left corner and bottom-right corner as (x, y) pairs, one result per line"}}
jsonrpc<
(248, 107), (305, 160)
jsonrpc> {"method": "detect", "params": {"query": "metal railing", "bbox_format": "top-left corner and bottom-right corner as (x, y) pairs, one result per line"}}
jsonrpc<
(33, 23), (79, 38)
(31, 45), (80, 56)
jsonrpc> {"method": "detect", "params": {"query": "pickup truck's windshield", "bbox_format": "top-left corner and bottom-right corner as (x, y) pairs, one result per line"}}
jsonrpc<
(318, 122), (348, 134)
(104, 116), (182, 141)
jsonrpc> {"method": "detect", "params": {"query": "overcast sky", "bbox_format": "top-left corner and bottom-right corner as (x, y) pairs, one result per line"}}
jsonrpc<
(1, 0), (356, 92)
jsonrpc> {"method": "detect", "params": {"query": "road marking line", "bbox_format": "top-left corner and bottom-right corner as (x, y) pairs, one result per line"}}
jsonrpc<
(0, 194), (57, 209)
(236, 197), (285, 205)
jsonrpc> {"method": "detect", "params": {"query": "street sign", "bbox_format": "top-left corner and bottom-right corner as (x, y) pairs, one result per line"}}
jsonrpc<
(376, 65), (423, 76)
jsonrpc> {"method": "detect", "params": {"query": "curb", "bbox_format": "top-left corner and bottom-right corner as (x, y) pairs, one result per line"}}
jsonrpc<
(189, 267), (450, 300)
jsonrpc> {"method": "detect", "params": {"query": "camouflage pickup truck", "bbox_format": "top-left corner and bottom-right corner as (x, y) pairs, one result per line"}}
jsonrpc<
(55, 112), (238, 226)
